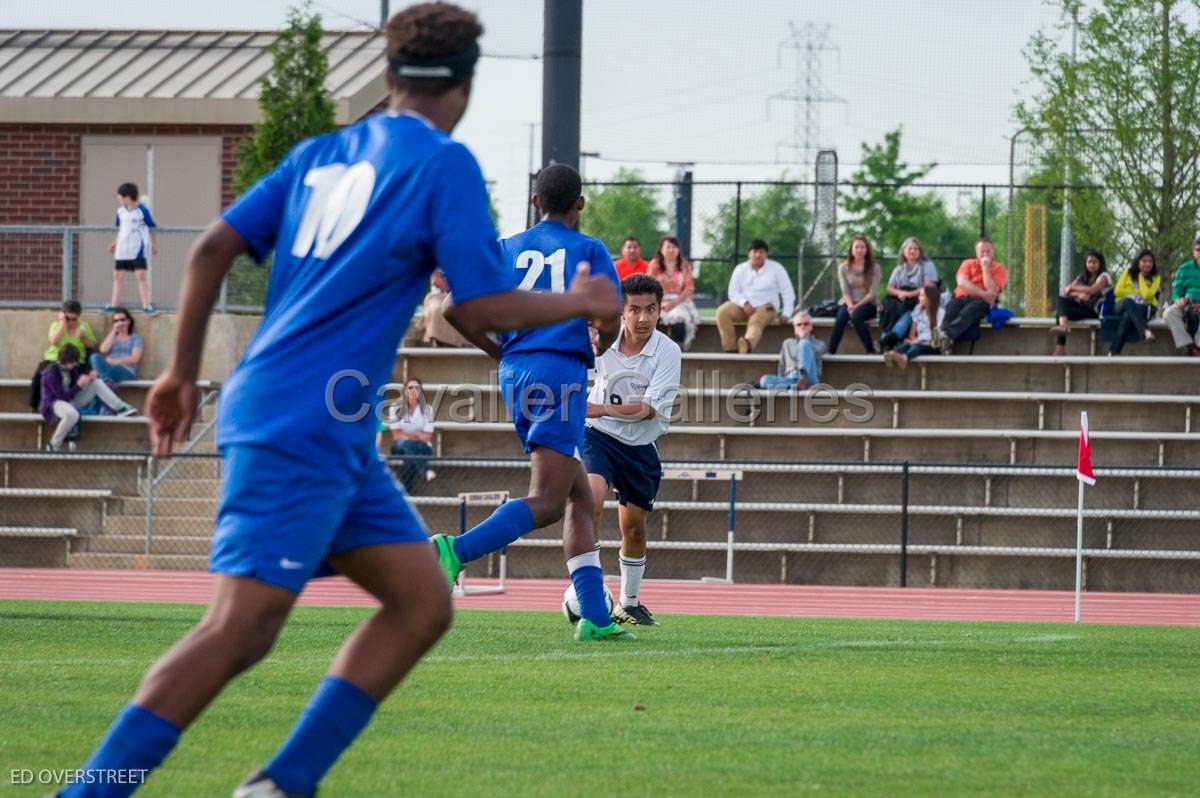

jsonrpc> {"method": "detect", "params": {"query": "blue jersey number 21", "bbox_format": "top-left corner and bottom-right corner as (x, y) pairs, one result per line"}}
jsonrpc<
(290, 162), (376, 259)
(515, 248), (567, 293)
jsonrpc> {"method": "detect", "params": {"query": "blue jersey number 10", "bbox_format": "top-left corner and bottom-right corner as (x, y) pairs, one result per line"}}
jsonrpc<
(291, 162), (377, 259)
(515, 248), (567, 293)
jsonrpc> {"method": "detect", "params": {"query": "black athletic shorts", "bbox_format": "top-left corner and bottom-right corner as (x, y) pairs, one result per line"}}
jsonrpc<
(582, 425), (662, 512)
(114, 259), (147, 272)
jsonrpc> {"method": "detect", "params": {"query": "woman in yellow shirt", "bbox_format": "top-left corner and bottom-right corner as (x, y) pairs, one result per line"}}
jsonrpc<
(1109, 249), (1162, 355)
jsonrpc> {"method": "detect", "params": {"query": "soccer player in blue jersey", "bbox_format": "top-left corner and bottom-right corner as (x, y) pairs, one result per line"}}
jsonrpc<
(431, 164), (636, 642)
(54, 5), (618, 797)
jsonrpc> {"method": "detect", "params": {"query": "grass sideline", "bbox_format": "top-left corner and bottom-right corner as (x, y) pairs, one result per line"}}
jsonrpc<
(1, 601), (1197, 796)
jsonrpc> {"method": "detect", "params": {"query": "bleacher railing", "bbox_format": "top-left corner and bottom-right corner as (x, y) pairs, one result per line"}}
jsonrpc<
(1, 451), (1196, 596)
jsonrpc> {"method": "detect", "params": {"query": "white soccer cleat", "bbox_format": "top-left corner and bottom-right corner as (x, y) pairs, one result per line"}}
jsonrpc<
(233, 769), (313, 798)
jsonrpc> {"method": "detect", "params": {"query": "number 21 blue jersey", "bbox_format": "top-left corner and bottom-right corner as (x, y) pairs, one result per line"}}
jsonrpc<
(218, 112), (515, 466)
(496, 220), (619, 367)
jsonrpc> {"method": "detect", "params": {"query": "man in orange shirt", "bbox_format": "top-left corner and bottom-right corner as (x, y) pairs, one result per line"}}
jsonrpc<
(940, 237), (1007, 353)
(614, 236), (649, 280)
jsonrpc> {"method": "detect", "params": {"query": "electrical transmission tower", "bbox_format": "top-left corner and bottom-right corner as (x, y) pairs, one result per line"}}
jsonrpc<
(768, 22), (844, 173)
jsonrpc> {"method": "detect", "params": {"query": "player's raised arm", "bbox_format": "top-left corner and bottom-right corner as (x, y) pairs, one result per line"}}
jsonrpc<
(145, 219), (247, 456)
(445, 261), (619, 337)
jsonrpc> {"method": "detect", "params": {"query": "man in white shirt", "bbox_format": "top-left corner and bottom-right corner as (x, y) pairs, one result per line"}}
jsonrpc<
(716, 239), (795, 353)
(584, 274), (682, 626)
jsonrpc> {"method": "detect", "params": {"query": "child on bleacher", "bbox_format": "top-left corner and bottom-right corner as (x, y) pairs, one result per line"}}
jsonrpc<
(884, 285), (945, 369)
(39, 344), (138, 451)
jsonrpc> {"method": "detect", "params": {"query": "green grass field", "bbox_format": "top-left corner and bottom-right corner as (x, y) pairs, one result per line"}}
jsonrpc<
(1, 601), (1197, 797)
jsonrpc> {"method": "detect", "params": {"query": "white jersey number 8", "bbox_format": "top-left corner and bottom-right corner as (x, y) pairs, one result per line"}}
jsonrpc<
(515, 248), (567, 293)
(291, 162), (376, 259)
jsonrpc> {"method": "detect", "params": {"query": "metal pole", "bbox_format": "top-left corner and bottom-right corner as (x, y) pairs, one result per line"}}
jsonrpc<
(1074, 479), (1084, 623)
(979, 184), (988, 240)
(1060, 9), (1079, 294)
(726, 474), (736, 583)
(459, 495), (467, 536)
(218, 276), (229, 314)
(1008, 129), (1021, 298)
(732, 182), (743, 267)
(61, 229), (73, 302)
(144, 456), (155, 555)
(899, 461), (910, 587)
(541, 0), (582, 169)
(380, 0), (389, 28)
(674, 168), (693, 256)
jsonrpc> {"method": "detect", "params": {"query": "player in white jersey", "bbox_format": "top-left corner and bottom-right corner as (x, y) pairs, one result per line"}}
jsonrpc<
(583, 273), (683, 625)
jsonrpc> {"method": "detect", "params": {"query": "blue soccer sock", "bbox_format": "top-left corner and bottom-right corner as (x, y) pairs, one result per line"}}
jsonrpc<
(60, 704), (180, 797)
(567, 550), (611, 627)
(265, 676), (377, 795)
(452, 499), (535, 564)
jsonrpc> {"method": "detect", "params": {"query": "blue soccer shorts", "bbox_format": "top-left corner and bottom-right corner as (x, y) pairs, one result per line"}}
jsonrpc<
(499, 351), (587, 459)
(209, 444), (429, 593)
(582, 425), (663, 512)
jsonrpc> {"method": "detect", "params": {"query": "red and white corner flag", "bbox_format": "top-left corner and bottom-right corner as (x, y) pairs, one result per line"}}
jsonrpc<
(1076, 411), (1096, 486)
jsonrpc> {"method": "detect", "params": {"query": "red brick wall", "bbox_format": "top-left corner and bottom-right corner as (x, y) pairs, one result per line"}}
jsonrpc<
(0, 123), (250, 302)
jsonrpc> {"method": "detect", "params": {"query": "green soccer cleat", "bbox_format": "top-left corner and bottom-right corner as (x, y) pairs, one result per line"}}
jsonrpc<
(430, 533), (462, 591)
(574, 618), (637, 642)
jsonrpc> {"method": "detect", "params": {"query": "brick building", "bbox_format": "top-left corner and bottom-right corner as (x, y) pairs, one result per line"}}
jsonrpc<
(0, 29), (385, 306)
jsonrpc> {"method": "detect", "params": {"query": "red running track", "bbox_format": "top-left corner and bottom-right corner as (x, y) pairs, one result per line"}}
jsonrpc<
(1, 569), (1197, 626)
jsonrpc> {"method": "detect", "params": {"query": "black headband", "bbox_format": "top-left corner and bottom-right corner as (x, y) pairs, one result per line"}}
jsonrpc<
(386, 42), (479, 82)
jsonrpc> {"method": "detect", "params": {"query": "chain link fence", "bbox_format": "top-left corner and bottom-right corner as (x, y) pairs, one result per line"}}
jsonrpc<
(565, 176), (1151, 316)
(0, 225), (267, 311)
(1, 451), (1196, 598)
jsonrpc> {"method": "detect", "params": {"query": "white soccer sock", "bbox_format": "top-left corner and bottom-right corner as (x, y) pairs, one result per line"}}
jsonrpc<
(566, 549), (601, 573)
(619, 554), (646, 608)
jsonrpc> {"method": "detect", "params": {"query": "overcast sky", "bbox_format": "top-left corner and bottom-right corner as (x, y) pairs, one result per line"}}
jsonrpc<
(9, 0), (1072, 235)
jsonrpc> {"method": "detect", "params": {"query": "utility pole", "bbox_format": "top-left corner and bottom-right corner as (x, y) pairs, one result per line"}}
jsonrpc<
(542, 0), (582, 170)
(768, 22), (844, 174)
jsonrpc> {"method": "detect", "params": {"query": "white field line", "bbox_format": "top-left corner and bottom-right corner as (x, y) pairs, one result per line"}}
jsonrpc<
(0, 634), (1081, 668)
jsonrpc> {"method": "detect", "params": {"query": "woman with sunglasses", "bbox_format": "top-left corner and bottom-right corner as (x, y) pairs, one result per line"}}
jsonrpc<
(377, 378), (436, 491)
(90, 307), (144, 384)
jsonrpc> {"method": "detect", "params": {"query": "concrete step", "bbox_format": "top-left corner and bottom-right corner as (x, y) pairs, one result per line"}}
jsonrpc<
(82, 534), (212, 556)
(104, 515), (213, 538)
(149, 479), (221, 499)
(114, 497), (219, 517)
(68, 552), (209, 571)
(398, 350), (1200, 396)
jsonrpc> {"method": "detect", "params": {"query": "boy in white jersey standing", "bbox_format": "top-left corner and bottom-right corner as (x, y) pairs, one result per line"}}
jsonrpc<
(585, 273), (683, 625)
(107, 181), (158, 315)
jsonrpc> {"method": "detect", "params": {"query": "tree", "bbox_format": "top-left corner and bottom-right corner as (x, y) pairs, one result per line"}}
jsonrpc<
(699, 180), (810, 298)
(227, 3), (337, 306)
(840, 127), (939, 256)
(838, 127), (985, 294)
(578, 168), (669, 257)
(1017, 0), (1200, 271)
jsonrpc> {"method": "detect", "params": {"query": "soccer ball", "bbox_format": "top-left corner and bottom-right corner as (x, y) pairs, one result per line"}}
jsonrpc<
(562, 582), (615, 625)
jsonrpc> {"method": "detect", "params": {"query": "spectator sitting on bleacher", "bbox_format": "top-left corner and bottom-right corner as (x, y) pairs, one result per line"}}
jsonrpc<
(44, 300), (97, 364)
(716, 239), (794, 354)
(614, 236), (649, 281)
(828, 234), (881, 355)
(648, 236), (699, 350)
(884, 286), (944, 369)
(1049, 250), (1111, 356)
(421, 270), (469, 347)
(90, 307), (143, 383)
(1163, 237), (1200, 356)
(880, 237), (939, 340)
(939, 238), (1007, 354)
(376, 377), (436, 491)
(759, 311), (824, 390)
(39, 344), (138, 451)
(1107, 249), (1161, 355)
